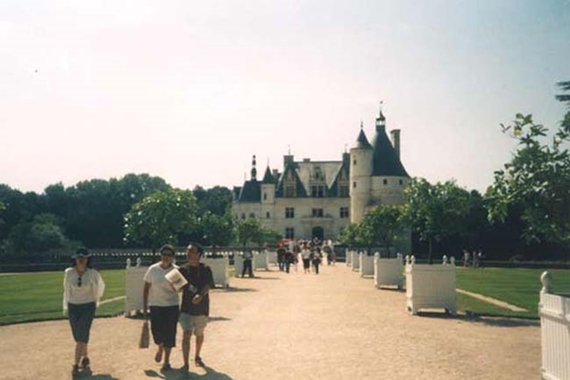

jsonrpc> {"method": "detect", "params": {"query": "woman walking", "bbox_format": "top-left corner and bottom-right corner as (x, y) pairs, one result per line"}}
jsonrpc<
(63, 247), (105, 376)
(301, 242), (311, 274)
(143, 244), (180, 372)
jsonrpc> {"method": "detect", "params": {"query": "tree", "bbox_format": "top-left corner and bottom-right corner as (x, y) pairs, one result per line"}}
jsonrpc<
(404, 178), (471, 263)
(339, 223), (360, 247)
(197, 211), (234, 247)
(124, 189), (198, 252)
(8, 213), (68, 253)
(233, 217), (263, 249)
(357, 205), (407, 256)
(487, 81), (570, 254)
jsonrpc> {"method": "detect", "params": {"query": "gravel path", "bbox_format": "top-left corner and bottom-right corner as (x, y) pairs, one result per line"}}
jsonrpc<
(0, 264), (540, 380)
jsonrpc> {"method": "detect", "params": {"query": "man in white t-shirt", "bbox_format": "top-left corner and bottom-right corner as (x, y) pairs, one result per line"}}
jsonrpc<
(143, 244), (180, 372)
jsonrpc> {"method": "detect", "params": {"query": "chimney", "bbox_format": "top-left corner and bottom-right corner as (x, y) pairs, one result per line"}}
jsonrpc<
(390, 129), (401, 158)
(272, 169), (279, 179)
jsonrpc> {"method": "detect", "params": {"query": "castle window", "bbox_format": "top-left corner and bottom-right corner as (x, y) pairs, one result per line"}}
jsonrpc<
(285, 228), (295, 239)
(285, 184), (295, 198)
(311, 185), (325, 198)
(312, 208), (324, 218)
(339, 184), (349, 197)
(353, 181), (357, 188)
(399, 179), (404, 186)
(340, 207), (349, 218)
(263, 193), (267, 200)
(266, 212), (270, 219)
(249, 213), (255, 218)
(383, 179), (388, 185)
(241, 213), (246, 219)
(285, 207), (295, 218)
(353, 159), (357, 166)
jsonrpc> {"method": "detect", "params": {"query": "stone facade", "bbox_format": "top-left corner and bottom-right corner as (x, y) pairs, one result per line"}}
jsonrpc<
(232, 109), (411, 243)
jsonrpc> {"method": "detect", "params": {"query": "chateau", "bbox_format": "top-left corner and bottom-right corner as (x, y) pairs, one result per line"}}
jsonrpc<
(232, 108), (411, 246)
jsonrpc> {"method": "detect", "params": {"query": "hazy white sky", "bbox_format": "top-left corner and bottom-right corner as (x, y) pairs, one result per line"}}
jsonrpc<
(1, 0), (569, 194)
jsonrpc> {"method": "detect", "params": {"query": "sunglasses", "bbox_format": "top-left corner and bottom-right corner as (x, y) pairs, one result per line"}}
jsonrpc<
(77, 276), (82, 287)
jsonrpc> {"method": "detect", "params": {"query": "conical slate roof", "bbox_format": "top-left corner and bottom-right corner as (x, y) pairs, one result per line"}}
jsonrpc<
(355, 129), (372, 149)
(262, 166), (275, 184)
(371, 125), (409, 177)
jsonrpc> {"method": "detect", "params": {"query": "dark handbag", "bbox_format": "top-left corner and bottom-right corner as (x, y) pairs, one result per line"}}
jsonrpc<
(139, 321), (150, 349)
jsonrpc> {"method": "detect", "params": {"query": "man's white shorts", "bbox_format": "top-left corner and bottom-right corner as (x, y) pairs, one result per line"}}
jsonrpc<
(179, 313), (208, 336)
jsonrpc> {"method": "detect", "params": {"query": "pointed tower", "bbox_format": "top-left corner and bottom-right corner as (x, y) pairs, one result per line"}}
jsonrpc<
(369, 105), (410, 207)
(349, 121), (373, 223)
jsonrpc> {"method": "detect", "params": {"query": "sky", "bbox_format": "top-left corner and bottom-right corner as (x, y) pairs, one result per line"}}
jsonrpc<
(1, 0), (569, 194)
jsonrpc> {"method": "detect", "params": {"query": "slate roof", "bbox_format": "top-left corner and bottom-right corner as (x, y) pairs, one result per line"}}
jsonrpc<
(355, 129), (373, 149)
(237, 180), (261, 202)
(371, 125), (409, 177)
(262, 166), (276, 184)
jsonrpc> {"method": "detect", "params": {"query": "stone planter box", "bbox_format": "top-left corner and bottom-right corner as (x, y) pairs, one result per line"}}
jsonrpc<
(346, 250), (352, 266)
(267, 250), (277, 265)
(125, 265), (148, 315)
(254, 251), (269, 271)
(405, 255), (456, 315)
(539, 271), (570, 380)
(374, 253), (404, 289)
(359, 253), (375, 277)
(201, 256), (229, 288)
(351, 251), (360, 271)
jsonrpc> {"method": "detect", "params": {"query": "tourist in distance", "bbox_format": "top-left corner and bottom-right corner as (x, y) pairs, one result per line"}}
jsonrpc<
(142, 244), (180, 372)
(63, 247), (105, 377)
(241, 249), (254, 278)
(276, 243), (286, 271)
(311, 246), (322, 274)
(301, 242), (312, 274)
(178, 243), (215, 373)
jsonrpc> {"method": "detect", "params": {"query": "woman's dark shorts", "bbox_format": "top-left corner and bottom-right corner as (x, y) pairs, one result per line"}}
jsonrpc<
(68, 302), (96, 343)
(150, 305), (179, 348)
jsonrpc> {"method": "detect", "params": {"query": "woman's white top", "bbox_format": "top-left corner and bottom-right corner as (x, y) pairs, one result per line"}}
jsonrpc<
(143, 262), (180, 307)
(301, 249), (311, 259)
(63, 267), (105, 311)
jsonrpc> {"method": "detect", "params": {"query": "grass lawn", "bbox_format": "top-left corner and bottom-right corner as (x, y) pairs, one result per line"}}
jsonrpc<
(0, 266), (236, 325)
(0, 269), (126, 325)
(456, 267), (570, 319)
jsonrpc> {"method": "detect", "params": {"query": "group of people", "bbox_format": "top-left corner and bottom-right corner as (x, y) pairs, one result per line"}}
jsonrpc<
(462, 249), (485, 268)
(63, 243), (214, 376)
(275, 239), (335, 274)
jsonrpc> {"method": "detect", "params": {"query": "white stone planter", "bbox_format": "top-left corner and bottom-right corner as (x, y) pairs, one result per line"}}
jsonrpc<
(346, 250), (353, 266)
(539, 271), (570, 380)
(374, 253), (404, 289)
(125, 265), (148, 315)
(351, 251), (360, 271)
(359, 253), (375, 277)
(267, 250), (277, 265)
(405, 255), (456, 315)
(254, 251), (269, 271)
(201, 256), (229, 288)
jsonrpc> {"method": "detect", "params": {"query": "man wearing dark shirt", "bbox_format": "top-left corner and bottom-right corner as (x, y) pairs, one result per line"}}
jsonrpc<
(178, 243), (214, 373)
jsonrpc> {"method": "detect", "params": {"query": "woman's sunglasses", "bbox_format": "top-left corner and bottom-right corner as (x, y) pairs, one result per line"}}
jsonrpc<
(77, 276), (82, 287)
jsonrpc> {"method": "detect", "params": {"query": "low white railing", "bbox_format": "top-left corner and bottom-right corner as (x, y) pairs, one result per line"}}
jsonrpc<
(405, 255), (456, 316)
(540, 271), (570, 380)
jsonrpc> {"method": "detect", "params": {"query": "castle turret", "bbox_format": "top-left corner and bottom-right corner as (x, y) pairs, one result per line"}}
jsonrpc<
(349, 122), (373, 223)
(260, 166), (276, 225)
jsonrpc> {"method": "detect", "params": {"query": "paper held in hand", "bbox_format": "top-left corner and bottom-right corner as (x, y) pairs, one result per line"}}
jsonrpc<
(165, 268), (188, 290)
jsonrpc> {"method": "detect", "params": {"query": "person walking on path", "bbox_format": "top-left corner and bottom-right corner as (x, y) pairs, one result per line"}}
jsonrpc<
(63, 247), (105, 377)
(242, 249), (254, 278)
(142, 244), (180, 372)
(276, 244), (286, 271)
(178, 243), (215, 374)
(301, 242), (312, 274)
(311, 248), (322, 274)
